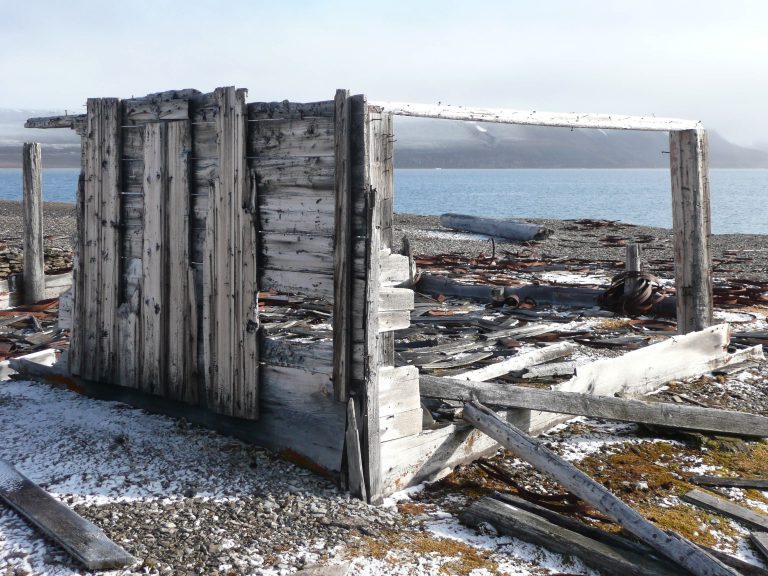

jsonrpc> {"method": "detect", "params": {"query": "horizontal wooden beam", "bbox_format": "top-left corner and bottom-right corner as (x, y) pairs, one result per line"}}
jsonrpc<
(25, 114), (86, 130)
(682, 489), (768, 532)
(371, 101), (702, 132)
(420, 373), (768, 437)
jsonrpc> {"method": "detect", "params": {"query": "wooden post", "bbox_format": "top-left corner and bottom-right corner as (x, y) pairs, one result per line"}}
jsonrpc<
(22, 143), (45, 304)
(333, 89), (352, 402)
(669, 129), (713, 333)
(625, 242), (641, 297)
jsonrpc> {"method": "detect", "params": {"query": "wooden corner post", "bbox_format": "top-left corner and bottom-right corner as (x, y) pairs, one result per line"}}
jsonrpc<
(22, 143), (45, 304)
(333, 89), (352, 402)
(669, 128), (713, 333)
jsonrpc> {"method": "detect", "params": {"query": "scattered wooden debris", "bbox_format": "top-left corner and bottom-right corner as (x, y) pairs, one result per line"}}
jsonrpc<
(452, 342), (576, 382)
(0, 458), (135, 570)
(421, 376), (768, 437)
(463, 497), (684, 575)
(462, 399), (738, 575)
(682, 489), (768, 532)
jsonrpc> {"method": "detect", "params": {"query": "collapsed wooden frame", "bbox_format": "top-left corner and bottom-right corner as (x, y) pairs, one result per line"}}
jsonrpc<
(25, 90), (713, 504)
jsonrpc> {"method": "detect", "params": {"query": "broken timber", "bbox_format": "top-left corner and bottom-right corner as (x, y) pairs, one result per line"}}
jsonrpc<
(462, 400), (737, 576)
(420, 373), (768, 437)
(462, 497), (685, 576)
(0, 458), (135, 570)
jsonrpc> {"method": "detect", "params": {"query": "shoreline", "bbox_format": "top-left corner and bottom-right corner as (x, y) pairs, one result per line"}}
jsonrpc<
(1, 200), (766, 282)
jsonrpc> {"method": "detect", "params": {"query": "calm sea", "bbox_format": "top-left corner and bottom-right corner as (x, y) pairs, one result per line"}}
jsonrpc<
(1, 168), (766, 234)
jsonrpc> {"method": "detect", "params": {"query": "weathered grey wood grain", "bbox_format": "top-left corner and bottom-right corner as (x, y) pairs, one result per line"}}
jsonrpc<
(420, 375), (768, 436)
(333, 89), (352, 402)
(248, 117), (335, 158)
(751, 532), (768, 563)
(203, 87), (259, 419)
(462, 400), (737, 576)
(462, 498), (685, 576)
(345, 398), (367, 500)
(166, 121), (197, 404)
(25, 114), (86, 130)
(247, 100), (335, 120)
(22, 143), (45, 304)
(669, 129), (713, 334)
(455, 342), (576, 382)
(439, 213), (551, 241)
(691, 476), (768, 490)
(74, 98), (121, 382)
(682, 489), (768, 532)
(141, 122), (167, 396)
(0, 459), (135, 570)
(121, 98), (189, 124)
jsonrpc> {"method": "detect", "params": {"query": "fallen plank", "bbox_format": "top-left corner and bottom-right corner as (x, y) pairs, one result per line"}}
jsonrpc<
(489, 492), (768, 576)
(421, 351), (493, 370)
(751, 532), (768, 563)
(521, 360), (580, 379)
(691, 476), (768, 490)
(682, 489), (768, 532)
(454, 342), (576, 382)
(462, 497), (686, 576)
(462, 400), (737, 576)
(438, 213), (552, 241)
(419, 377), (768, 437)
(0, 459), (135, 570)
(1, 348), (57, 381)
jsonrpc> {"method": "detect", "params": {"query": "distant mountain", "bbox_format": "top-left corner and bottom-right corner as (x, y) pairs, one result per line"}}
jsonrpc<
(1, 108), (767, 169)
(393, 117), (768, 169)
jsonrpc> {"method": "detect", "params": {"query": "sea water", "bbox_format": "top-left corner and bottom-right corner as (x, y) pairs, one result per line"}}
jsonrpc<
(1, 167), (766, 234)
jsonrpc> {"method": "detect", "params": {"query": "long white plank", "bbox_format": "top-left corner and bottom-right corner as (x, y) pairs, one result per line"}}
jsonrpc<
(371, 101), (702, 131)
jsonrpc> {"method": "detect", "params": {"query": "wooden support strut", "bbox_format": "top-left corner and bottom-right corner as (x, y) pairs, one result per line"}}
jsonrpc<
(22, 143), (45, 304)
(462, 399), (737, 576)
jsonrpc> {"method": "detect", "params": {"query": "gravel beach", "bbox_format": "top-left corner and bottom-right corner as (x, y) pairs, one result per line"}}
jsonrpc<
(1, 204), (768, 575)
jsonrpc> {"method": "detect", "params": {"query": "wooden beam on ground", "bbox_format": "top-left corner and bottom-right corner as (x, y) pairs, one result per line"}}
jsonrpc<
(454, 342), (576, 382)
(0, 459), (135, 570)
(22, 143), (45, 304)
(462, 497), (685, 576)
(691, 476), (768, 490)
(462, 400), (737, 576)
(371, 101), (701, 131)
(682, 489), (768, 532)
(751, 532), (768, 563)
(669, 129), (713, 334)
(333, 88), (352, 402)
(420, 372), (768, 437)
(489, 492), (768, 576)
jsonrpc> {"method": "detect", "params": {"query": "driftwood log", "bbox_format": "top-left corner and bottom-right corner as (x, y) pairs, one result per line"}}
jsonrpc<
(438, 213), (552, 241)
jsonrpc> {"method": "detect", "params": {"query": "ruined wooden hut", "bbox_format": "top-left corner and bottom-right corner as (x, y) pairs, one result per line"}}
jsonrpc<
(27, 87), (712, 504)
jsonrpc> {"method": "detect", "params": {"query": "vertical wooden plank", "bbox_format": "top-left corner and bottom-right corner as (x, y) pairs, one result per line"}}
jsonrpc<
(333, 89), (352, 402)
(345, 398), (367, 501)
(350, 94), (383, 504)
(22, 143), (45, 304)
(625, 243), (642, 297)
(74, 99), (120, 381)
(669, 129), (713, 333)
(204, 87), (259, 418)
(166, 121), (197, 403)
(141, 122), (167, 396)
(117, 258), (142, 389)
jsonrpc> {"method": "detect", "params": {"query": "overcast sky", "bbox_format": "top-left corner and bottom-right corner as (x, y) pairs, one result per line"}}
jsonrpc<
(2, 0), (766, 147)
